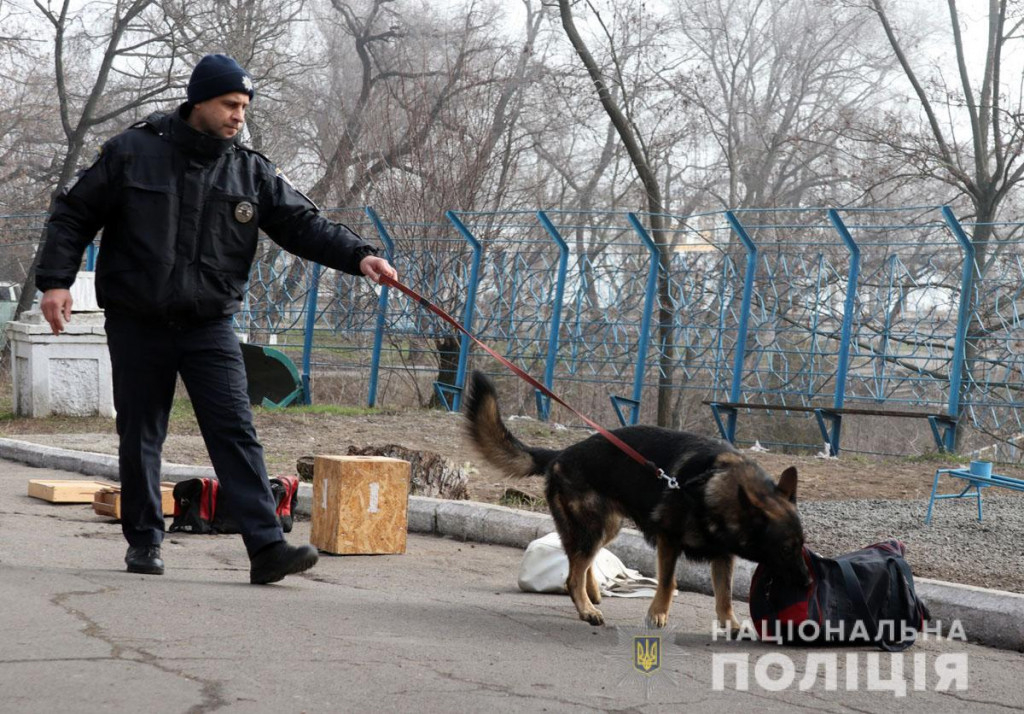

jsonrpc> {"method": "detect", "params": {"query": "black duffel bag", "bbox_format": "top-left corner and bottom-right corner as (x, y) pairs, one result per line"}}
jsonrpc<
(749, 539), (931, 651)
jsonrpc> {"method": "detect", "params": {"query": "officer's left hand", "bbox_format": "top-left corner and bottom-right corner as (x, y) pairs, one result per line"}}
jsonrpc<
(359, 255), (398, 284)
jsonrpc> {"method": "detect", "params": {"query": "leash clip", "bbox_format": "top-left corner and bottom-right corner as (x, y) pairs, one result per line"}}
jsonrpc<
(657, 468), (680, 490)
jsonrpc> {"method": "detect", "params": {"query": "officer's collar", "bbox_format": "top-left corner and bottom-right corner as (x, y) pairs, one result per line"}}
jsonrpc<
(170, 104), (237, 159)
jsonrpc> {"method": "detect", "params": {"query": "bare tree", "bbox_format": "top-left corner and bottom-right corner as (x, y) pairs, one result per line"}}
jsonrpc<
(556, 0), (687, 426)
(15, 0), (188, 318)
(676, 0), (892, 209)
(284, 0), (545, 406)
(301, 0), (500, 208)
(868, 0), (1024, 228)
(0, 3), (51, 212)
(868, 0), (1024, 448)
(175, 0), (313, 154)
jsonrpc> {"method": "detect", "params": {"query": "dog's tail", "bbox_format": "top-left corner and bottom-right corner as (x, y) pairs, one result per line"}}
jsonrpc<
(464, 370), (558, 477)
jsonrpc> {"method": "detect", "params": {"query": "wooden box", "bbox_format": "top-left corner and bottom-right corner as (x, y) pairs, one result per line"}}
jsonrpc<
(92, 482), (176, 519)
(310, 455), (410, 555)
(28, 479), (118, 503)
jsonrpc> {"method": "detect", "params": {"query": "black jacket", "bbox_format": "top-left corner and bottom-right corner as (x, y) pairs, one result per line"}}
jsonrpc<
(37, 105), (378, 322)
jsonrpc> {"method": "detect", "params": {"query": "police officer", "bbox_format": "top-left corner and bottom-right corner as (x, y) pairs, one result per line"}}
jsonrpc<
(35, 54), (398, 584)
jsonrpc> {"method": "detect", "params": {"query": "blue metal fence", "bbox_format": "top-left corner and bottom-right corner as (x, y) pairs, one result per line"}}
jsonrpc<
(3, 206), (1022, 459)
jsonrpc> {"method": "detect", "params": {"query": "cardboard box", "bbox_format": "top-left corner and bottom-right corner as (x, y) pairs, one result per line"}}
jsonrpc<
(92, 482), (176, 519)
(28, 479), (118, 503)
(310, 455), (410, 555)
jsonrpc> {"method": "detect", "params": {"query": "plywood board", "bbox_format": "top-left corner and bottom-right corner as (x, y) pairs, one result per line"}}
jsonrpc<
(28, 479), (118, 503)
(310, 455), (410, 555)
(92, 482), (176, 519)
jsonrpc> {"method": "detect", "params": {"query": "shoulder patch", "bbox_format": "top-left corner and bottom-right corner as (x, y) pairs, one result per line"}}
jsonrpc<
(274, 166), (320, 210)
(62, 147), (103, 195)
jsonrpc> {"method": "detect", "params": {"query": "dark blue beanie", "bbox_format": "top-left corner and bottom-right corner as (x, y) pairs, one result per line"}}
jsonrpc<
(187, 54), (254, 104)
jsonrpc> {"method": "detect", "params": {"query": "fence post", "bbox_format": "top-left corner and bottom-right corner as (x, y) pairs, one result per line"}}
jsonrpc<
(365, 206), (395, 408)
(300, 261), (322, 405)
(941, 206), (976, 452)
(535, 211), (569, 421)
(710, 211), (758, 445)
(610, 213), (660, 426)
(823, 209), (861, 455)
(443, 211), (483, 412)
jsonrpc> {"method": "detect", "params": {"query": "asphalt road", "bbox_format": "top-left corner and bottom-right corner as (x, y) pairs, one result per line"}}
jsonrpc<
(2, 460), (1022, 713)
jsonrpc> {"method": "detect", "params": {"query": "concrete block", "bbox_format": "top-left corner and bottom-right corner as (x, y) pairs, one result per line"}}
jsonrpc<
(7, 310), (113, 417)
(605, 530), (655, 576)
(296, 482), (314, 521)
(917, 578), (1024, 652)
(479, 506), (550, 548)
(408, 496), (440, 534)
(161, 463), (217, 481)
(436, 500), (487, 541)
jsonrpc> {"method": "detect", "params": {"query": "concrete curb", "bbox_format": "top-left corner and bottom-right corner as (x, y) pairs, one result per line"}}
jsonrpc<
(0, 437), (216, 481)
(5, 436), (1022, 652)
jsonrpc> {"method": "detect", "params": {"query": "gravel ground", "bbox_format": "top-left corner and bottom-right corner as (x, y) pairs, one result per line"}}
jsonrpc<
(799, 496), (1024, 593)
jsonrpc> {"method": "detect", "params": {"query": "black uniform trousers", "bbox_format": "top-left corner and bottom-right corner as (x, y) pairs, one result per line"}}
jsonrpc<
(105, 313), (283, 557)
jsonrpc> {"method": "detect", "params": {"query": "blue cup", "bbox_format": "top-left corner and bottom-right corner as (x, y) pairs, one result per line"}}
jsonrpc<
(969, 460), (992, 478)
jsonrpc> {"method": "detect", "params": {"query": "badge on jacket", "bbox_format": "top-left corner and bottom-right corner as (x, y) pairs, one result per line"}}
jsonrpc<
(234, 201), (254, 223)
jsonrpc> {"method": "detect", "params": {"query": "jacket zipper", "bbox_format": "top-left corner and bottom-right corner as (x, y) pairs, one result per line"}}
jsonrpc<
(191, 159), (220, 311)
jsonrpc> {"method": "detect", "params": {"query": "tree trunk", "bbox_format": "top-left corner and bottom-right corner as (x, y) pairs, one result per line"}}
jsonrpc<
(15, 148), (82, 319)
(557, 0), (676, 426)
(955, 215), (993, 451)
(428, 335), (461, 409)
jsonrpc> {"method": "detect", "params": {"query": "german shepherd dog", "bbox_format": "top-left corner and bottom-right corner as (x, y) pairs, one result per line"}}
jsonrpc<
(465, 371), (810, 628)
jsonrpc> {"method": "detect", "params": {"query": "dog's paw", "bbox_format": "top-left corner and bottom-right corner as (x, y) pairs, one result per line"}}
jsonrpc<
(715, 612), (742, 633)
(715, 616), (742, 633)
(580, 608), (605, 626)
(645, 610), (669, 628)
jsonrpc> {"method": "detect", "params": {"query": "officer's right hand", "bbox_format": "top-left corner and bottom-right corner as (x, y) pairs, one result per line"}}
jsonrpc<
(40, 289), (73, 335)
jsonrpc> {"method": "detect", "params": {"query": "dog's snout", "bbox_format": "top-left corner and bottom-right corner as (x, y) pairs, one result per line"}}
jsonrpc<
(796, 563), (811, 588)
(778, 556), (811, 588)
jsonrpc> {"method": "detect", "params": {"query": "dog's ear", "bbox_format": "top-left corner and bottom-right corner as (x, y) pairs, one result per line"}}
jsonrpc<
(776, 466), (798, 504)
(737, 482), (766, 512)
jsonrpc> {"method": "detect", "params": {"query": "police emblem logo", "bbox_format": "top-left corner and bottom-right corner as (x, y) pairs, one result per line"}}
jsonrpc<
(633, 635), (660, 675)
(234, 201), (255, 224)
(616, 623), (680, 699)
(242, 75), (254, 92)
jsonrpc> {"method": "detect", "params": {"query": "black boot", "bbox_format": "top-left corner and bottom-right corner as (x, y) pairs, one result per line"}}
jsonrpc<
(249, 541), (319, 584)
(125, 545), (164, 575)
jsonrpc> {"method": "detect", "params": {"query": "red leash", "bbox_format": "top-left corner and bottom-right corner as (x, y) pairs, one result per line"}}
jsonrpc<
(379, 275), (678, 489)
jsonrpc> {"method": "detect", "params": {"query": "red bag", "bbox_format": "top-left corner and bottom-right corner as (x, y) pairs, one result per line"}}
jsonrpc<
(170, 476), (298, 534)
(270, 475), (299, 533)
(168, 478), (220, 534)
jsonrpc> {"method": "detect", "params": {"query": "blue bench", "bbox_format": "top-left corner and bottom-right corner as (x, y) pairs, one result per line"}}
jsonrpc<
(925, 467), (1024, 524)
